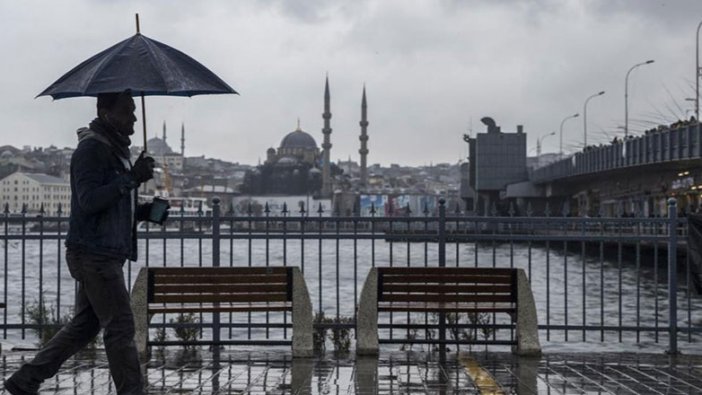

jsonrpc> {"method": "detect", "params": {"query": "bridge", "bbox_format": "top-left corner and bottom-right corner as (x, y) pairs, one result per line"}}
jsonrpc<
(532, 122), (701, 183)
(517, 122), (702, 218)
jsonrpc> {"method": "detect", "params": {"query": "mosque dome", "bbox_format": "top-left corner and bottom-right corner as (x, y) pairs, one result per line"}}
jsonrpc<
(280, 127), (317, 149)
(146, 137), (174, 156)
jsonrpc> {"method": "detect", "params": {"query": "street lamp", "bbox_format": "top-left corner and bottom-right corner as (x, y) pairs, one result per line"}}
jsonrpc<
(696, 20), (702, 120)
(537, 131), (556, 167)
(624, 59), (654, 138)
(559, 113), (579, 156)
(583, 91), (605, 148)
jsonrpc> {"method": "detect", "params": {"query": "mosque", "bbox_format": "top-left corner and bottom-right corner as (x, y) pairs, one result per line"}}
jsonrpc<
(240, 77), (370, 197)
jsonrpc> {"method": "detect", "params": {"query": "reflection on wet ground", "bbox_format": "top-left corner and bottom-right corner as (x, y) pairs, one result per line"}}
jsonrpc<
(1, 348), (701, 394)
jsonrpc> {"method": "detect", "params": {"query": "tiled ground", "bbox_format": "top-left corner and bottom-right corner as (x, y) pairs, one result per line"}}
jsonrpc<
(1, 348), (701, 394)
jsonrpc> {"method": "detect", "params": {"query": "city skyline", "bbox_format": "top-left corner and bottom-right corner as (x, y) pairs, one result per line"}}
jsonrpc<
(2, 0), (702, 166)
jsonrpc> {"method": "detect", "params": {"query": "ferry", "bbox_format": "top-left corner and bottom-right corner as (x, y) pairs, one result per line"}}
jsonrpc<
(137, 195), (213, 232)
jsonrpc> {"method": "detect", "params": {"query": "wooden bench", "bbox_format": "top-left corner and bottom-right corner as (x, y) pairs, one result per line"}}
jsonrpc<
(356, 267), (541, 356)
(131, 266), (313, 358)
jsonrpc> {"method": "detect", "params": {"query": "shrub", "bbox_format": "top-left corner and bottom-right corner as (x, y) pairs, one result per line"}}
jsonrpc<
(170, 312), (199, 348)
(313, 312), (353, 355)
(25, 299), (70, 346)
(24, 298), (101, 349)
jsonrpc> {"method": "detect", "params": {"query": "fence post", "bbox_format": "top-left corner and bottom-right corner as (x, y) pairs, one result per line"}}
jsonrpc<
(212, 197), (221, 346)
(438, 199), (446, 268)
(212, 197), (221, 267)
(667, 197), (678, 355)
(438, 199), (446, 361)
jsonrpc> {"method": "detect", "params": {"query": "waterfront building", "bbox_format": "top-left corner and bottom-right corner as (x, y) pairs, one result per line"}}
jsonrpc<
(0, 171), (70, 215)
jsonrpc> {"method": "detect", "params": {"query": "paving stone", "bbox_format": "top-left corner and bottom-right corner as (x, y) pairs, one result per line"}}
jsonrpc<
(1, 349), (702, 394)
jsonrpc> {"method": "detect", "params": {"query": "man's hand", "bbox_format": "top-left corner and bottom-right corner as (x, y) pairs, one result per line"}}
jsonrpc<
(130, 152), (155, 184)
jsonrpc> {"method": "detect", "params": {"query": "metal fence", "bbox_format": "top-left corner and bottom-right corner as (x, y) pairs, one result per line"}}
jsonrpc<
(1, 198), (700, 354)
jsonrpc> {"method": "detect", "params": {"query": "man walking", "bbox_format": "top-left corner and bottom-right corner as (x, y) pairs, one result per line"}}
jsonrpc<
(4, 91), (156, 395)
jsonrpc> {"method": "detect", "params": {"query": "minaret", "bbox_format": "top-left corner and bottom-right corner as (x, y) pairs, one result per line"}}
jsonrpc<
(180, 122), (186, 169)
(162, 121), (167, 143)
(321, 76), (333, 197)
(180, 123), (185, 156)
(359, 86), (369, 188)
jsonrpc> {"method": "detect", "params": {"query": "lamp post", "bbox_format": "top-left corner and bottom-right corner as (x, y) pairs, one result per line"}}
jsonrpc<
(696, 20), (702, 120)
(559, 113), (579, 156)
(537, 131), (555, 167)
(583, 91), (605, 148)
(624, 60), (654, 138)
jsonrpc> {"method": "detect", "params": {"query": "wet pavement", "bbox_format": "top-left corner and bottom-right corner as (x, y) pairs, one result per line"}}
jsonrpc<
(1, 348), (701, 394)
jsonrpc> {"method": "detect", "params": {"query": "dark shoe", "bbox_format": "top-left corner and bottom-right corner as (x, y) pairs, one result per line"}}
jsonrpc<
(3, 378), (37, 395)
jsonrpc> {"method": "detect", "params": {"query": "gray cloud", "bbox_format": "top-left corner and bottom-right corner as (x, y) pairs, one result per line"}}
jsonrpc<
(1, 0), (702, 166)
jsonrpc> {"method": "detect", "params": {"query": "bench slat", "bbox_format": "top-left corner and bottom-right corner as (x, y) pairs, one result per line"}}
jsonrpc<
(378, 301), (515, 313)
(378, 267), (515, 276)
(382, 284), (513, 294)
(154, 284), (288, 294)
(380, 294), (515, 303)
(152, 274), (289, 285)
(149, 302), (292, 314)
(381, 274), (513, 284)
(152, 293), (289, 304)
(149, 267), (289, 275)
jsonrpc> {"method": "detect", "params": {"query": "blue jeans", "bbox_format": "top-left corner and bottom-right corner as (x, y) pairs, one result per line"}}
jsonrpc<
(8, 248), (143, 394)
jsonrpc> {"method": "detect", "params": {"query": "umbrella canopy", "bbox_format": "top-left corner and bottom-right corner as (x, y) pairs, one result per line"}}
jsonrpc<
(38, 33), (237, 99)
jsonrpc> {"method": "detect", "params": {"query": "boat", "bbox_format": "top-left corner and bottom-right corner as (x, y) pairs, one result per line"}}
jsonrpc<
(137, 195), (213, 232)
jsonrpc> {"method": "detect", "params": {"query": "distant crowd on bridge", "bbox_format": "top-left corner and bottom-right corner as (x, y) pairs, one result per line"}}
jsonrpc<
(580, 116), (699, 151)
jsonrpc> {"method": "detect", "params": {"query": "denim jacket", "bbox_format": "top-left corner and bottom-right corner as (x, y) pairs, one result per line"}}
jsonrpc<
(66, 129), (148, 261)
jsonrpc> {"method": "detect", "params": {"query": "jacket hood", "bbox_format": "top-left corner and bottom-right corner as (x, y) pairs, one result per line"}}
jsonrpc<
(76, 127), (111, 146)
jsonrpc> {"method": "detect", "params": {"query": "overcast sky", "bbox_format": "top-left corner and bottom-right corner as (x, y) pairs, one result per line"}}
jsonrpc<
(2, 0), (702, 166)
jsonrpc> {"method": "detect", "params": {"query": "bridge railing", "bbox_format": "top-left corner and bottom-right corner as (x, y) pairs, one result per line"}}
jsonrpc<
(0, 199), (699, 353)
(531, 123), (702, 183)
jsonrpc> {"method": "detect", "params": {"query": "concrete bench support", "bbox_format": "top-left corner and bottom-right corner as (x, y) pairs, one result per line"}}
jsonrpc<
(131, 267), (150, 359)
(356, 268), (379, 355)
(514, 269), (541, 356)
(291, 267), (314, 357)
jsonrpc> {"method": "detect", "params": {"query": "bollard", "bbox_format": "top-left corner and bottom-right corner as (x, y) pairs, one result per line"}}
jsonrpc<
(667, 198), (678, 355)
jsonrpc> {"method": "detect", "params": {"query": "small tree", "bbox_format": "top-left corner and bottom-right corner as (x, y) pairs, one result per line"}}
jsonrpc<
(170, 312), (199, 349)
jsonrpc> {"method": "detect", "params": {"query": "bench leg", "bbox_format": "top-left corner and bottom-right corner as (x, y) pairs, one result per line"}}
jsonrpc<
(356, 268), (378, 355)
(130, 267), (150, 360)
(291, 267), (314, 358)
(514, 269), (542, 356)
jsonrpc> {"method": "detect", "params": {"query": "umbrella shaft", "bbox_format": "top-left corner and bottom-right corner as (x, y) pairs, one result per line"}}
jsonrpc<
(141, 93), (147, 153)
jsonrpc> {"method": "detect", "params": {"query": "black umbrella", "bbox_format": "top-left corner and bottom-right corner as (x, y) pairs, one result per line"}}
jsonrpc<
(38, 15), (237, 150)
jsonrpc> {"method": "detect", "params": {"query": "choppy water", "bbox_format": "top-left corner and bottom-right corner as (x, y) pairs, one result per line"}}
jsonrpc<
(1, 235), (701, 352)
